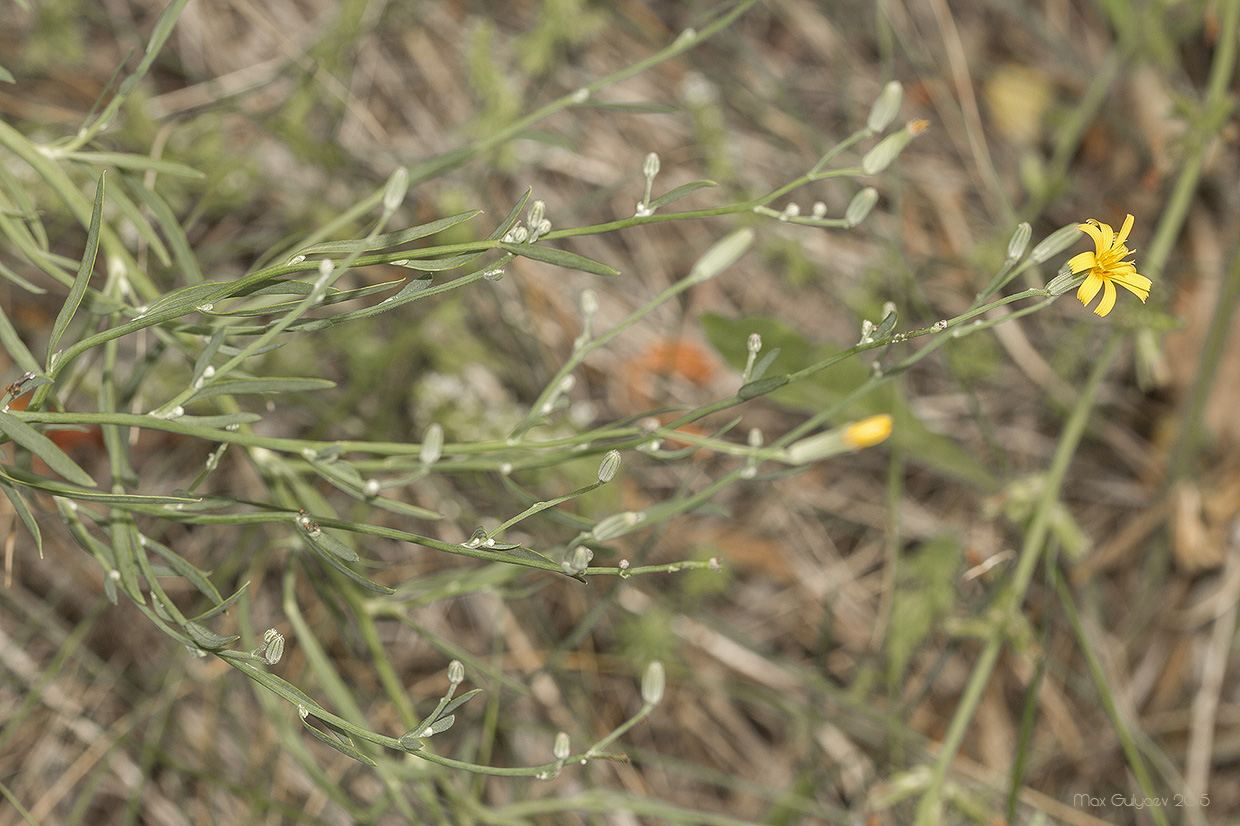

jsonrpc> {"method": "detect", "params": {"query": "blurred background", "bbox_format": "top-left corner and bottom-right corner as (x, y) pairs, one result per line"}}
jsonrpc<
(2, 1), (1239, 824)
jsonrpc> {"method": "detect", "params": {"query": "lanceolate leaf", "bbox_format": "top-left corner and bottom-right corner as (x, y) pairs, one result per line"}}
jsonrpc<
(647, 180), (718, 211)
(0, 411), (96, 487)
(499, 242), (618, 276)
(0, 476), (41, 556)
(47, 173), (105, 365)
(290, 210), (482, 257)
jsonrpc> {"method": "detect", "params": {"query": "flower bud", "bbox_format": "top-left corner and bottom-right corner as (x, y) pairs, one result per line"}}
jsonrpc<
(590, 511), (644, 542)
(553, 732), (571, 761)
(383, 166), (410, 213)
(641, 661), (666, 705)
(861, 119), (928, 175)
(1045, 265), (1083, 296)
(561, 546), (594, 576)
(844, 414), (893, 449)
(643, 152), (660, 180)
(1007, 222), (1032, 262)
(263, 631), (285, 665)
(687, 228), (754, 285)
(527, 200), (546, 230)
(448, 659), (465, 687)
(1029, 223), (1082, 264)
(597, 450), (621, 483)
(420, 423), (444, 466)
(866, 80), (904, 133)
(845, 187), (879, 227)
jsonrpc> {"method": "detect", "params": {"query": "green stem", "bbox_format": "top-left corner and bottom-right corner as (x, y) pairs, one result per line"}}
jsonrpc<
(914, 333), (1121, 825)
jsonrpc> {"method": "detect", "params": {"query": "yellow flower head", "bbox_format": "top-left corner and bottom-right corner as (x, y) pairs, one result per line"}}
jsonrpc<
(1068, 214), (1152, 317)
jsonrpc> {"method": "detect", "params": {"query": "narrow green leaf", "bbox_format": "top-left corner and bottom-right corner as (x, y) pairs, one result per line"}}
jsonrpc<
(301, 534), (393, 594)
(499, 242), (619, 276)
(0, 255), (48, 293)
(0, 476), (42, 556)
(110, 512), (145, 605)
(0, 64), (14, 84)
(391, 253), (481, 272)
(487, 189), (531, 242)
(0, 303), (40, 374)
(47, 173), (105, 363)
(143, 533), (226, 605)
(187, 376), (335, 402)
(124, 174), (203, 283)
(503, 544), (558, 567)
(222, 655), (321, 709)
(190, 582), (249, 622)
(441, 688), (483, 718)
(100, 172), (171, 266)
(62, 151), (204, 178)
(0, 411), (95, 486)
(218, 280), (401, 317)
(300, 526), (360, 563)
(301, 716), (377, 765)
(184, 621), (240, 649)
(647, 180), (718, 211)
(0, 465), (202, 503)
(290, 210), (482, 258)
(191, 329), (225, 386)
(580, 100), (678, 114)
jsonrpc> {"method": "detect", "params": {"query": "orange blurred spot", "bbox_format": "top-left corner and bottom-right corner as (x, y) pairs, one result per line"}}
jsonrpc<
(622, 337), (719, 409)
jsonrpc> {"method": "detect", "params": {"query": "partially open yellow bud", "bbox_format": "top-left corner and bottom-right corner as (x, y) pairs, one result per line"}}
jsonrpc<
(843, 415), (893, 449)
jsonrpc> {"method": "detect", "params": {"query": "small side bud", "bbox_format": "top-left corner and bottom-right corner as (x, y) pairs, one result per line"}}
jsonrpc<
(527, 199), (546, 230)
(597, 450), (621, 483)
(641, 661), (666, 705)
(562, 546), (594, 576)
(553, 732), (571, 761)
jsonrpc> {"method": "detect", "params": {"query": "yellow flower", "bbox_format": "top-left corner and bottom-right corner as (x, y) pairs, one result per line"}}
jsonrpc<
(1068, 214), (1152, 317)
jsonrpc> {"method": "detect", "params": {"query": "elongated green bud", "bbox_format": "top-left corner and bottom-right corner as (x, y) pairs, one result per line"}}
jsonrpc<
(866, 80), (903, 133)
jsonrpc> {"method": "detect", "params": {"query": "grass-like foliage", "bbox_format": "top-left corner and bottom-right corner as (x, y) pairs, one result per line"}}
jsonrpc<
(2, 1), (1237, 824)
